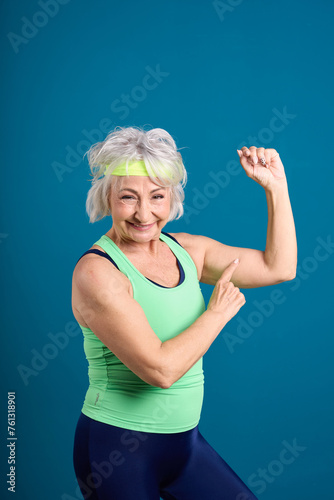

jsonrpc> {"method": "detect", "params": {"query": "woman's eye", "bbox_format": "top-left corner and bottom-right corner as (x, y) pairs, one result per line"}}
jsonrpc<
(120, 194), (164, 202)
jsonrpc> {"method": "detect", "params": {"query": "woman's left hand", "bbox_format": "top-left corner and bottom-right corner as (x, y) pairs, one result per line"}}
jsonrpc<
(237, 146), (287, 191)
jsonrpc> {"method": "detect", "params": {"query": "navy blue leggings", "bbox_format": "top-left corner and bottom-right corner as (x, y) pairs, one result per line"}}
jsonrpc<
(73, 412), (258, 500)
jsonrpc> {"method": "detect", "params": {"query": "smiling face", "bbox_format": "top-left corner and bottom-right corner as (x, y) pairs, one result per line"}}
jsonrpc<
(108, 176), (172, 243)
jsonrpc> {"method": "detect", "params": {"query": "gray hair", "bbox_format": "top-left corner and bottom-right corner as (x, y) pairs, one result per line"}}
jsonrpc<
(84, 126), (187, 223)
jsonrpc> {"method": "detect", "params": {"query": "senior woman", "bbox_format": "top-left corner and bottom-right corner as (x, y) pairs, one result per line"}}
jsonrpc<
(72, 126), (297, 500)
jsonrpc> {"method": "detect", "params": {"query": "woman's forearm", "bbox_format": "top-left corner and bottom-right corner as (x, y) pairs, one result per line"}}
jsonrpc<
(264, 181), (297, 279)
(158, 310), (227, 388)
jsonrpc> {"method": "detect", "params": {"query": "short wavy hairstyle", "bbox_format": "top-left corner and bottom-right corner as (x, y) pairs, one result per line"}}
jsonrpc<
(84, 126), (187, 223)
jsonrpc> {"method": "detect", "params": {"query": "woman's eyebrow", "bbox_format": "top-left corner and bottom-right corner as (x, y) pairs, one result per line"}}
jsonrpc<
(119, 187), (166, 194)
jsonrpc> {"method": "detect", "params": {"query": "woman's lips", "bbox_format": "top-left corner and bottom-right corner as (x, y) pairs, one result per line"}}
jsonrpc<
(127, 222), (156, 231)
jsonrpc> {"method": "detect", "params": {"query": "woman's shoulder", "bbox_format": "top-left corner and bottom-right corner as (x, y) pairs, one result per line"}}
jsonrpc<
(72, 245), (130, 291)
(167, 232), (205, 248)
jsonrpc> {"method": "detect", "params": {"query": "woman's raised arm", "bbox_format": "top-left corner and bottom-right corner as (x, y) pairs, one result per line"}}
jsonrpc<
(172, 147), (297, 289)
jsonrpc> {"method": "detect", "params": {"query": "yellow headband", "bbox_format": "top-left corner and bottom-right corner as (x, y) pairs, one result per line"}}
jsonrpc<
(104, 160), (149, 176)
(103, 159), (174, 181)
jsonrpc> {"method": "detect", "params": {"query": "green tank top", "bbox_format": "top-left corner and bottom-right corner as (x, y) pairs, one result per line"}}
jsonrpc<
(78, 232), (206, 433)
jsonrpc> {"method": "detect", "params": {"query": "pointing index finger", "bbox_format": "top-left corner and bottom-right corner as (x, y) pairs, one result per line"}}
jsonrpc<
(219, 258), (240, 283)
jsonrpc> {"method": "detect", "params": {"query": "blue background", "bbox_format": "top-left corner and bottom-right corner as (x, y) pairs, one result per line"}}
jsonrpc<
(1, 0), (333, 499)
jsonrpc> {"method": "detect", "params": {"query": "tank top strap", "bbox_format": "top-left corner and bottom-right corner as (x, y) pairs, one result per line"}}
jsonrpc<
(159, 232), (198, 280)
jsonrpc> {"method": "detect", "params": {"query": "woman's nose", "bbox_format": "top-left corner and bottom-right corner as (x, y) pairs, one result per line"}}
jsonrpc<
(134, 199), (152, 222)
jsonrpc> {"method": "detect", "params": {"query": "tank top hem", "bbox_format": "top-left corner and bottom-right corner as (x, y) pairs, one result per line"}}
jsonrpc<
(80, 406), (200, 434)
